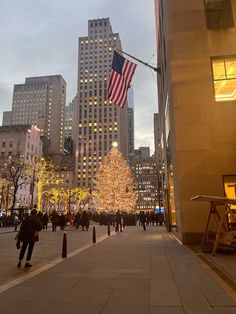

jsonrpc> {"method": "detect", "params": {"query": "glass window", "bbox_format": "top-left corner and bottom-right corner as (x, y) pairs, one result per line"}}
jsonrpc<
(211, 56), (236, 101)
(204, 0), (234, 29)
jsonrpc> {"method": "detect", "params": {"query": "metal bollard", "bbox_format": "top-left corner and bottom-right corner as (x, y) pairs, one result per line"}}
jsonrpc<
(62, 230), (67, 258)
(92, 226), (96, 243)
(108, 223), (110, 236)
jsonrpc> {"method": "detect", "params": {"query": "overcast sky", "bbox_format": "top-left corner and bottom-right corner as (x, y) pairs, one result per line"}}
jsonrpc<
(0, 0), (157, 153)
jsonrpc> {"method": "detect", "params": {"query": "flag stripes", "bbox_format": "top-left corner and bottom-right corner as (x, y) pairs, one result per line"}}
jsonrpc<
(108, 51), (137, 108)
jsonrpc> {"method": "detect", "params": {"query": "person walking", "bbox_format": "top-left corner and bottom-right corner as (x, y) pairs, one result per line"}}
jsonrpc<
(115, 210), (122, 232)
(50, 210), (58, 231)
(16, 209), (42, 268)
(81, 210), (90, 231)
(42, 212), (49, 230)
(139, 211), (146, 231)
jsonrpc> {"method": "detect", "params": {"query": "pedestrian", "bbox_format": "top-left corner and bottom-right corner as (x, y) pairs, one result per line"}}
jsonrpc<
(81, 210), (89, 231)
(50, 210), (58, 231)
(16, 209), (42, 268)
(42, 212), (49, 230)
(74, 212), (81, 229)
(139, 211), (146, 231)
(115, 210), (122, 232)
(13, 214), (19, 231)
(59, 212), (66, 230)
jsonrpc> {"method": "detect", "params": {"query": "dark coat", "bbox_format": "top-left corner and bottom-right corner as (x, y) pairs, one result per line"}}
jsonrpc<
(81, 211), (89, 228)
(115, 211), (122, 224)
(18, 215), (42, 242)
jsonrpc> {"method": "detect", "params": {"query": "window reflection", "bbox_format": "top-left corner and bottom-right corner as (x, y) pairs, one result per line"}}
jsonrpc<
(212, 56), (236, 101)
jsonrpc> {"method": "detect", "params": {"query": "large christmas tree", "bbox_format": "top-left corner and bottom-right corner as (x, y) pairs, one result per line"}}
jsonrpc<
(93, 148), (137, 212)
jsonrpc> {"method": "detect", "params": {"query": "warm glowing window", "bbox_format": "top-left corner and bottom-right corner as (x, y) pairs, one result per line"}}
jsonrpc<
(211, 56), (236, 101)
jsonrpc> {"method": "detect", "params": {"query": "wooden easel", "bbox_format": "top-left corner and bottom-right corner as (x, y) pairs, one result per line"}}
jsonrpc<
(191, 195), (236, 255)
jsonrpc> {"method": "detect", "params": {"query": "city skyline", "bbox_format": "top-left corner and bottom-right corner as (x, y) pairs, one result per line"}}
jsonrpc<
(0, 0), (157, 153)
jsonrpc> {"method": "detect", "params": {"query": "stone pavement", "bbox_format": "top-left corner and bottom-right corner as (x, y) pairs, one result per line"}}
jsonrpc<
(0, 226), (236, 314)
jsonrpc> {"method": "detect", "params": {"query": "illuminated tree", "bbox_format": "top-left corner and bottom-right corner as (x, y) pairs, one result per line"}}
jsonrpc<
(44, 186), (90, 213)
(63, 187), (90, 212)
(44, 187), (66, 211)
(93, 148), (137, 212)
(35, 158), (62, 211)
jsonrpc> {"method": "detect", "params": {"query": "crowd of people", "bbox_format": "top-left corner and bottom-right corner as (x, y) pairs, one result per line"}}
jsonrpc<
(1, 208), (165, 268)
(138, 211), (165, 231)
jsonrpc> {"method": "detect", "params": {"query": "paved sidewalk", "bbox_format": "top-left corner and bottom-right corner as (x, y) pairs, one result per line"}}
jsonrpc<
(0, 226), (236, 314)
(0, 227), (15, 234)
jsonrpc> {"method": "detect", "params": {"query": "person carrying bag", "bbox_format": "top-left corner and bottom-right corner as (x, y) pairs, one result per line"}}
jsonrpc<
(16, 209), (42, 268)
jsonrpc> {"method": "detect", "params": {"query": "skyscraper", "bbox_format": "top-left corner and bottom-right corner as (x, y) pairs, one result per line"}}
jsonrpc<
(64, 96), (76, 154)
(3, 75), (66, 154)
(75, 18), (128, 188)
(127, 87), (134, 163)
(65, 96), (76, 139)
(131, 147), (159, 212)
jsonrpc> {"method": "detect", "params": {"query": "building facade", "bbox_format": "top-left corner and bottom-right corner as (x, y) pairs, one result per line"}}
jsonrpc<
(2, 111), (12, 126)
(64, 96), (76, 154)
(131, 147), (159, 212)
(74, 18), (128, 188)
(154, 113), (164, 211)
(65, 97), (76, 139)
(127, 87), (135, 163)
(3, 75), (66, 154)
(156, 0), (236, 243)
(0, 125), (42, 207)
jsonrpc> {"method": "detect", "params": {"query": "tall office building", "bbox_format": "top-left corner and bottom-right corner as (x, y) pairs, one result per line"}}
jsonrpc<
(131, 147), (159, 211)
(127, 87), (134, 163)
(75, 18), (128, 188)
(2, 111), (12, 126)
(3, 75), (66, 154)
(156, 0), (236, 243)
(65, 96), (76, 139)
(64, 96), (76, 154)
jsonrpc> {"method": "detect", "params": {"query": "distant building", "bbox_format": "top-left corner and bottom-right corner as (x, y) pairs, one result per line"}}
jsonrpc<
(65, 97), (75, 139)
(49, 153), (75, 188)
(127, 87), (134, 162)
(131, 147), (159, 212)
(74, 18), (128, 188)
(2, 111), (12, 126)
(64, 97), (76, 155)
(0, 125), (42, 207)
(3, 75), (66, 154)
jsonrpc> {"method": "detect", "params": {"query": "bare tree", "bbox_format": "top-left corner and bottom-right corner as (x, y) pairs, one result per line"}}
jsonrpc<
(1, 161), (29, 210)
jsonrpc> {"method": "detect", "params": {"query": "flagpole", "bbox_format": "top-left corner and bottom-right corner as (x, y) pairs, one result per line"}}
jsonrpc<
(112, 47), (161, 74)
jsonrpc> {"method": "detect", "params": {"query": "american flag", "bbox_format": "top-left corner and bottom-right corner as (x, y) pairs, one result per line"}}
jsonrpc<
(108, 51), (137, 108)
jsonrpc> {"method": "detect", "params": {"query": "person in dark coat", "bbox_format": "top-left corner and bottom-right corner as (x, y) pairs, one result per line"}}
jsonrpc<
(115, 210), (122, 232)
(139, 211), (146, 231)
(42, 212), (49, 230)
(59, 212), (67, 230)
(50, 210), (59, 231)
(81, 211), (89, 231)
(17, 209), (42, 268)
(74, 212), (81, 229)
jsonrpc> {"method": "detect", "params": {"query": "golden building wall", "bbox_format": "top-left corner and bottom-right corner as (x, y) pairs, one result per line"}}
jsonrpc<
(158, 0), (236, 243)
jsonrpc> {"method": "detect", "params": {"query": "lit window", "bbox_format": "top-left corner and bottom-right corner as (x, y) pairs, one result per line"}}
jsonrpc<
(211, 56), (236, 101)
